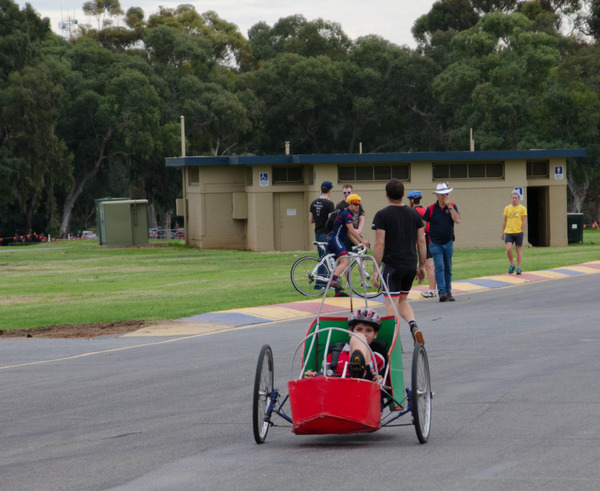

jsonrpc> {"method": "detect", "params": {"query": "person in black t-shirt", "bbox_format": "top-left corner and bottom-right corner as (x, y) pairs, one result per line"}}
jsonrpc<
(372, 179), (426, 345)
(309, 181), (335, 242)
(422, 183), (461, 302)
(309, 181), (335, 288)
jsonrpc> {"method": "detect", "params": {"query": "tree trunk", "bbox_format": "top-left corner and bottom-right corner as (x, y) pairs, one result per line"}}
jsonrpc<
(567, 165), (589, 213)
(59, 130), (112, 237)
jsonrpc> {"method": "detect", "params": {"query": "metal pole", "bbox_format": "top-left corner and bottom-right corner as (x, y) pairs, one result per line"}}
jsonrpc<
(180, 116), (186, 157)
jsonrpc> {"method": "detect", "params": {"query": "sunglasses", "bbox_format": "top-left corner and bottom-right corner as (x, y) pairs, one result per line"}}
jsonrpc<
(343, 191), (352, 195)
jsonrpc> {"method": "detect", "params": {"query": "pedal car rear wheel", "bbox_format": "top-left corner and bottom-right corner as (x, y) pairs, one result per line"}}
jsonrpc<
(253, 344), (274, 444)
(411, 343), (431, 444)
(291, 256), (325, 296)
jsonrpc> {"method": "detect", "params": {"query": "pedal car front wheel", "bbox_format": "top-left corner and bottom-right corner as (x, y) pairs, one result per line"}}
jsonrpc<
(411, 343), (431, 444)
(253, 344), (274, 444)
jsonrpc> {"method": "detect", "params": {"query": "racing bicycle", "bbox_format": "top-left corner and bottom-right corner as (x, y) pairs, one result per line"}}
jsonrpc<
(290, 242), (380, 298)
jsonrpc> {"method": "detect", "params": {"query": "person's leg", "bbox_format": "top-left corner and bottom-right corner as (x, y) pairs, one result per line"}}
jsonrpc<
(505, 241), (514, 266)
(514, 233), (524, 273)
(429, 242), (446, 295)
(315, 234), (328, 287)
(349, 333), (372, 365)
(426, 257), (436, 291)
(384, 295), (398, 317)
(443, 240), (453, 295)
(333, 256), (348, 282)
(396, 295), (415, 323)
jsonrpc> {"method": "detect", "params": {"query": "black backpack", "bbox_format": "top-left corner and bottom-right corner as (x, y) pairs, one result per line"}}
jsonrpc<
(325, 208), (342, 232)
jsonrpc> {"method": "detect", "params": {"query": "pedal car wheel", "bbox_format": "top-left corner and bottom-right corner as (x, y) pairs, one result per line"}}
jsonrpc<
(253, 344), (274, 444)
(291, 257), (325, 296)
(411, 343), (431, 444)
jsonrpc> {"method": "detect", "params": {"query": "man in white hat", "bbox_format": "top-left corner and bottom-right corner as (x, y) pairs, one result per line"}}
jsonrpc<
(422, 183), (461, 302)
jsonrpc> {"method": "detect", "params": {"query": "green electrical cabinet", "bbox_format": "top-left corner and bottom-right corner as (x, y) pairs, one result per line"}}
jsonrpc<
(96, 199), (149, 247)
(567, 213), (584, 243)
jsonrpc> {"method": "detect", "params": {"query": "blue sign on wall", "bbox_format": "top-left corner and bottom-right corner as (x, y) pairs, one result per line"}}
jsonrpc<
(554, 166), (564, 180)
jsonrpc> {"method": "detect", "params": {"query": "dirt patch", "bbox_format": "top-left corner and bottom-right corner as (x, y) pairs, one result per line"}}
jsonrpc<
(0, 320), (147, 338)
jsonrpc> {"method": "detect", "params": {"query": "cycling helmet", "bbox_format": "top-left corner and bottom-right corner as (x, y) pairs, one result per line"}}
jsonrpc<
(345, 193), (361, 204)
(407, 190), (422, 199)
(348, 308), (381, 331)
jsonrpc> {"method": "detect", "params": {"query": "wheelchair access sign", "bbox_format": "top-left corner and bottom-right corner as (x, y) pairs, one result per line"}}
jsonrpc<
(259, 172), (269, 187)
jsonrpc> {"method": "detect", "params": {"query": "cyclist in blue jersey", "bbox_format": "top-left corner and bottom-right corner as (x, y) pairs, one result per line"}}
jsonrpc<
(327, 193), (370, 291)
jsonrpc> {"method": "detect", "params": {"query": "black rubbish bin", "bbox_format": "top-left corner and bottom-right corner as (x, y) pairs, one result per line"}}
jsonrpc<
(567, 213), (584, 243)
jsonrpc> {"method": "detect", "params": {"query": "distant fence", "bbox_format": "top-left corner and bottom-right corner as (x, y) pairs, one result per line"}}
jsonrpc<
(1, 228), (185, 245)
(148, 228), (185, 240)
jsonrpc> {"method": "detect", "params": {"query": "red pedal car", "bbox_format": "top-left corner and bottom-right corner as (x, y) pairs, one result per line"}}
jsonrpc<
(252, 258), (432, 444)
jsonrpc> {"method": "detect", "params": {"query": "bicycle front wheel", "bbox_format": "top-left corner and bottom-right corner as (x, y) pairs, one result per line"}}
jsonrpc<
(290, 256), (326, 296)
(350, 256), (380, 298)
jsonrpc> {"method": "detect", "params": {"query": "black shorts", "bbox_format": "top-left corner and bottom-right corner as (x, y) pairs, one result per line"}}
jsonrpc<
(505, 233), (524, 246)
(381, 265), (416, 297)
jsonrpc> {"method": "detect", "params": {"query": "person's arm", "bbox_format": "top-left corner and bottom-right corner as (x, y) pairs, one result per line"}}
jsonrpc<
(521, 215), (527, 233)
(372, 228), (385, 289)
(501, 215), (507, 240)
(309, 212), (315, 224)
(449, 202), (461, 224)
(356, 214), (365, 235)
(416, 226), (426, 284)
(441, 195), (460, 223)
(346, 223), (369, 248)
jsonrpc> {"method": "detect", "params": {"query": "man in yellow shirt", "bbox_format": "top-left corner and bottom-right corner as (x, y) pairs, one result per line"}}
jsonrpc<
(501, 190), (528, 274)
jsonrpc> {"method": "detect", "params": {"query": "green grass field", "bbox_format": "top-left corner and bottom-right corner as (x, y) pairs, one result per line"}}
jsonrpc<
(1, 231), (599, 331)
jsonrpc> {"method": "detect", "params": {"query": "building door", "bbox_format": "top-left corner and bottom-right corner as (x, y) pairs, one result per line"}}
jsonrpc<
(527, 186), (549, 246)
(273, 193), (305, 251)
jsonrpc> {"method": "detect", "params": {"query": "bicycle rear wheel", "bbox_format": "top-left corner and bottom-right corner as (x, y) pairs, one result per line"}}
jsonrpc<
(350, 256), (380, 298)
(291, 256), (326, 296)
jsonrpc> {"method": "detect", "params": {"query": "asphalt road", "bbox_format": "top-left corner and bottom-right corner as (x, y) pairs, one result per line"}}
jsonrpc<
(1, 274), (599, 490)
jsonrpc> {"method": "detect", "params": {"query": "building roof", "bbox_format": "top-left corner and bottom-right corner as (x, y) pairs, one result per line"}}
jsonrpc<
(166, 148), (586, 168)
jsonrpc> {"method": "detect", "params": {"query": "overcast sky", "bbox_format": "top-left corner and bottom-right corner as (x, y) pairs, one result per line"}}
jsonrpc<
(17, 0), (436, 48)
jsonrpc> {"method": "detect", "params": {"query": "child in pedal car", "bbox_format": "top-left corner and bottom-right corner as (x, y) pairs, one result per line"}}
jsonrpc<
(304, 308), (388, 383)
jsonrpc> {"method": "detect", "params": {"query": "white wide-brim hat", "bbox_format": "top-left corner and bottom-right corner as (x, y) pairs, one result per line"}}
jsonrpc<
(434, 183), (453, 194)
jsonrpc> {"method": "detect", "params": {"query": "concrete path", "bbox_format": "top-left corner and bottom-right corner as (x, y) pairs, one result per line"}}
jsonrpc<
(124, 260), (600, 337)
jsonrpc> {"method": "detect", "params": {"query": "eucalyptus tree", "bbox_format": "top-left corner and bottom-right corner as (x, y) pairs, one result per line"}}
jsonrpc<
(0, 58), (72, 235)
(347, 35), (443, 152)
(56, 37), (161, 236)
(0, 0), (73, 235)
(247, 15), (352, 63)
(141, 6), (258, 156)
(547, 40), (600, 213)
(82, 0), (124, 30)
(237, 53), (350, 154)
(431, 11), (566, 149)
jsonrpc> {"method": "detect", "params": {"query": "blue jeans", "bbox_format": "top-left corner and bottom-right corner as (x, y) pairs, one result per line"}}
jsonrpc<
(429, 240), (453, 295)
(315, 234), (329, 287)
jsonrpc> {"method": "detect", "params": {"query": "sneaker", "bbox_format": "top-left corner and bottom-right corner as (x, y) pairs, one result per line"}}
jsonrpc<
(508, 264), (515, 274)
(348, 350), (366, 378)
(516, 268), (522, 275)
(421, 289), (437, 298)
(330, 279), (343, 290)
(334, 291), (350, 297)
(411, 325), (425, 345)
(439, 291), (448, 302)
(447, 293), (456, 302)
